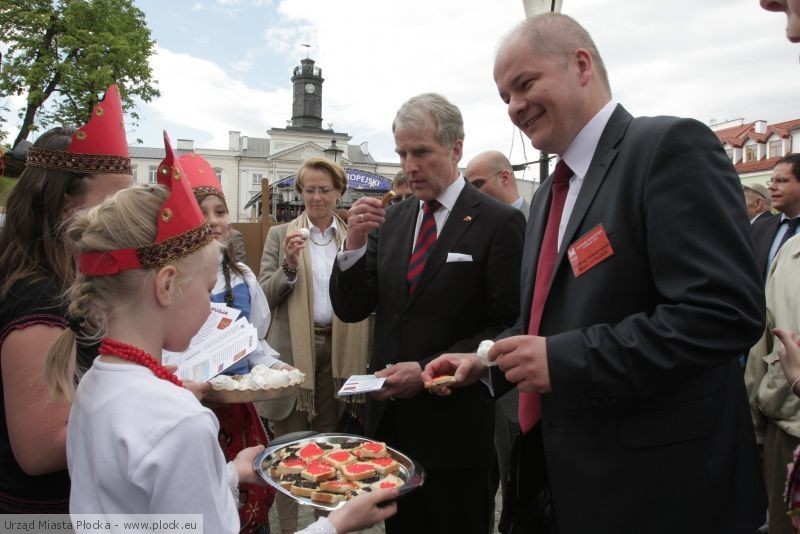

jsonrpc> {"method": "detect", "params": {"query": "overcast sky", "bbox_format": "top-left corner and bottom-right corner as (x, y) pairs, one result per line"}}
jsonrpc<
(3, 0), (799, 180)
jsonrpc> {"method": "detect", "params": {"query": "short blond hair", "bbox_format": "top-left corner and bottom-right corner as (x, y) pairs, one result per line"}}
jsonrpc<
(295, 157), (348, 195)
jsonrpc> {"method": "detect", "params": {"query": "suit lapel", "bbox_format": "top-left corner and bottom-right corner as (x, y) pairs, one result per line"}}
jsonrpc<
(404, 186), (479, 308)
(552, 105), (631, 283)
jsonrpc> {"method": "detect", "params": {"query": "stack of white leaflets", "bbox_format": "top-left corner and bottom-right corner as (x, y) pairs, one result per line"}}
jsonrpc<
(162, 303), (258, 382)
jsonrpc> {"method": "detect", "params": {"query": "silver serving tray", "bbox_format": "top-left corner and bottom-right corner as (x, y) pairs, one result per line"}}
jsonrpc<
(253, 432), (425, 511)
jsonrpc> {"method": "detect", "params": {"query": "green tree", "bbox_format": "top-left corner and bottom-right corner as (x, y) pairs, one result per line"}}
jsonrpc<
(0, 0), (159, 148)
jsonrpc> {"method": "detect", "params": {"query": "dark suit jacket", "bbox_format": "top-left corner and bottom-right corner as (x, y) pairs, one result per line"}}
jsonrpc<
(752, 212), (782, 279)
(331, 182), (525, 469)
(751, 210), (774, 225)
(493, 105), (766, 533)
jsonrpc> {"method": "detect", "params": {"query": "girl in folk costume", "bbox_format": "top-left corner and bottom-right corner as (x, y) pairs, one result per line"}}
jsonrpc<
(0, 85), (132, 513)
(182, 152), (283, 533)
(257, 158), (371, 534)
(44, 133), (397, 534)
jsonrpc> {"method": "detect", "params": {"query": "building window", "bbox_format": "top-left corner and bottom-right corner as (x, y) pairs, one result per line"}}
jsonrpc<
(148, 166), (158, 183)
(769, 140), (782, 159)
(131, 165), (138, 183)
(252, 172), (264, 185)
(745, 145), (757, 162)
(214, 167), (223, 183)
(725, 149), (733, 161)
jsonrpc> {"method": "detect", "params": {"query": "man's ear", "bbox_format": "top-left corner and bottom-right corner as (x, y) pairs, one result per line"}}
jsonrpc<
(574, 48), (594, 86)
(500, 170), (512, 185)
(451, 139), (464, 164)
(154, 265), (178, 307)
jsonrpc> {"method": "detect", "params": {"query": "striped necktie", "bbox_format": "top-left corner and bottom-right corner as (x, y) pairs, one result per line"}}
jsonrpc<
(406, 199), (441, 295)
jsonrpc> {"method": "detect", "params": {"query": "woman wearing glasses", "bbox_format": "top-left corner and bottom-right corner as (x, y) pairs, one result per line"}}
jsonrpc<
(256, 157), (370, 534)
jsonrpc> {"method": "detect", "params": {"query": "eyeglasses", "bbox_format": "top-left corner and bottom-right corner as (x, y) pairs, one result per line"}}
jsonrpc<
(468, 171), (501, 189)
(765, 178), (792, 188)
(302, 186), (335, 196)
(389, 193), (414, 205)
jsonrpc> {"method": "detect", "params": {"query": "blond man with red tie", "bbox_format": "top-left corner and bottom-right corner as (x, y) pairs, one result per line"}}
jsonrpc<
(425, 13), (765, 534)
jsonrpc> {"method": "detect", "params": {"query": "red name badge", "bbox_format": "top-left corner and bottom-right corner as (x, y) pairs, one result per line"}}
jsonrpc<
(567, 224), (614, 277)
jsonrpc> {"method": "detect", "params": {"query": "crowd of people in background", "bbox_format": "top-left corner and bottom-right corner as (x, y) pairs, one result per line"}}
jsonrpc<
(0, 1), (799, 533)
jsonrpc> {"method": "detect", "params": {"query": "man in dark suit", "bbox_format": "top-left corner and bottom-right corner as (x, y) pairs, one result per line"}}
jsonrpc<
(752, 154), (800, 279)
(424, 13), (765, 534)
(744, 183), (774, 225)
(330, 93), (525, 534)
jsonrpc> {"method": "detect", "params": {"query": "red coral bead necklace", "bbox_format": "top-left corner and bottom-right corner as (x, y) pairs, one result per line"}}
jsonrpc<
(99, 337), (183, 388)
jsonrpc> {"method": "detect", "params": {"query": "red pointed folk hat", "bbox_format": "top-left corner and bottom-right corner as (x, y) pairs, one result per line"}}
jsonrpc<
(78, 132), (212, 276)
(180, 152), (225, 200)
(26, 84), (131, 174)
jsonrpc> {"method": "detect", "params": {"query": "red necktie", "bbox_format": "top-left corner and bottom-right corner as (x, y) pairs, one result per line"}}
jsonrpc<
(518, 160), (573, 434)
(407, 199), (441, 295)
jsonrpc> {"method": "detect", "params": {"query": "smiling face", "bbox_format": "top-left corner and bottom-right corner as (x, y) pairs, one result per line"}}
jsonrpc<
(394, 119), (462, 201)
(761, 0), (800, 45)
(199, 194), (230, 243)
(494, 35), (596, 156)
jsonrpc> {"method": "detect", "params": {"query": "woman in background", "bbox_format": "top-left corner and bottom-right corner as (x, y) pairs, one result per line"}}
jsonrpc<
(0, 85), (132, 513)
(257, 158), (370, 534)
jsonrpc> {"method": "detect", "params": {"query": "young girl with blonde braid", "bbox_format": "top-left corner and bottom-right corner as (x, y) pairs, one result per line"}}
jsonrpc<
(44, 136), (397, 534)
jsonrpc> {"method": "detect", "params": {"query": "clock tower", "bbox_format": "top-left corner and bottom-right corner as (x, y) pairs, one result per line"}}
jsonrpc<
(290, 58), (324, 130)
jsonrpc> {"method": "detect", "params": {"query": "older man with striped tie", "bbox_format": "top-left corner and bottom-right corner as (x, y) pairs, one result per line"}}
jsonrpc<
(330, 92), (525, 534)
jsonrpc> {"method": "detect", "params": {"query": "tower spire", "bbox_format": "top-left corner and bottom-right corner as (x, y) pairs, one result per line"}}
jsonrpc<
(289, 55), (324, 130)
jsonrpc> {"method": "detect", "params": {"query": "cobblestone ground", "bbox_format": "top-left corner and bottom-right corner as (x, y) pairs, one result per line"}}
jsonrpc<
(268, 488), (503, 533)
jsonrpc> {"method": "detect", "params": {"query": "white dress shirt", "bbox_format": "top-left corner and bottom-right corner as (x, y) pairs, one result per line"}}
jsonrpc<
(337, 175), (467, 270)
(557, 100), (617, 249)
(307, 221), (338, 325)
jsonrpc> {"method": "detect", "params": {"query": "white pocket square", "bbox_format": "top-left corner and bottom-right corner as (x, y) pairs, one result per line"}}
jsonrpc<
(446, 252), (473, 263)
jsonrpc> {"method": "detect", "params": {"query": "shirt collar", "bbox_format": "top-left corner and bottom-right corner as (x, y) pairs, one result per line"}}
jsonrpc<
(419, 174), (465, 212)
(306, 218), (338, 237)
(561, 100), (617, 180)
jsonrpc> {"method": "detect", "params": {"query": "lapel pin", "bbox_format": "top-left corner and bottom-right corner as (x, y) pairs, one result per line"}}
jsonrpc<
(463, 216), (472, 222)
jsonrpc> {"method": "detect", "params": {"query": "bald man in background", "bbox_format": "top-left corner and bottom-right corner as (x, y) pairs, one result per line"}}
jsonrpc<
(466, 151), (529, 219)
(466, 150), (525, 533)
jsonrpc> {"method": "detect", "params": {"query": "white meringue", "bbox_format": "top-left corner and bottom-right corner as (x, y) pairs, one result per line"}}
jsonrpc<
(209, 364), (305, 391)
(476, 340), (497, 367)
(298, 228), (310, 240)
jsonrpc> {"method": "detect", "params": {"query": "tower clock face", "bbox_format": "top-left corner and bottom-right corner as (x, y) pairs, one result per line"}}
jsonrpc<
(305, 83), (315, 94)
